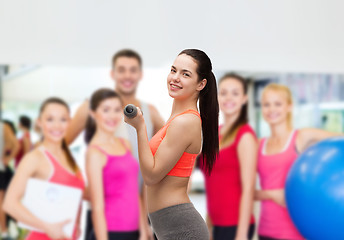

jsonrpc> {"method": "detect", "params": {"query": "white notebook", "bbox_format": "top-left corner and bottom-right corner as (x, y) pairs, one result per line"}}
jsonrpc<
(19, 178), (82, 238)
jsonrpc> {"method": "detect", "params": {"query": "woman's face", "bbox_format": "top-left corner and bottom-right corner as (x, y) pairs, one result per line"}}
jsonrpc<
(261, 90), (292, 126)
(91, 97), (123, 134)
(218, 78), (247, 117)
(167, 54), (206, 100)
(38, 103), (70, 143)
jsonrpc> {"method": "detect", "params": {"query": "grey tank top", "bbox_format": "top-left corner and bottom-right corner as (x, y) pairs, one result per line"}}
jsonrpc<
(115, 101), (154, 190)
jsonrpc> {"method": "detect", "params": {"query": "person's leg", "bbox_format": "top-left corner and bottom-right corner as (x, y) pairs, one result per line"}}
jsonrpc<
(213, 225), (236, 240)
(213, 224), (256, 240)
(85, 210), (94, 240)
(248, 224), (255, 240)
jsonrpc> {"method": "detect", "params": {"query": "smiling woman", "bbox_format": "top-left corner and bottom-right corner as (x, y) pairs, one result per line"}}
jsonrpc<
(255, 83), (343, 240)
(3, 97), (85, 240)
(124, 49), (219, 240)
(84, 88), (150, 240)
(200, 73), (258, 240)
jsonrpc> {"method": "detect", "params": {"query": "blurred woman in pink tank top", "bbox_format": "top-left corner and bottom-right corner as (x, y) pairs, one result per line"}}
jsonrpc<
(85, 88), (150, 240)
(255, 83), (341, 240)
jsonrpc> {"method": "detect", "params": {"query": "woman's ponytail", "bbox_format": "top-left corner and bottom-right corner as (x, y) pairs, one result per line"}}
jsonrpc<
(179, 49), (219, 175)
(199, 71), (219, 174)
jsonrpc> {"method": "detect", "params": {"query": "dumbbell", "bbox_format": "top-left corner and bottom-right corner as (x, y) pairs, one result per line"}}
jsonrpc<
(124, 104), (138, 118)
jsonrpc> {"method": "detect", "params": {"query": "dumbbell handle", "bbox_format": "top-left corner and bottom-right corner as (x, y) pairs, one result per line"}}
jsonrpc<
(124, 104), (138, 119)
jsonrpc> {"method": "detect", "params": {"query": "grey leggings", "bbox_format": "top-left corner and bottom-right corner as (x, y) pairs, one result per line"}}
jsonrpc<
(149, 203), (209, 240)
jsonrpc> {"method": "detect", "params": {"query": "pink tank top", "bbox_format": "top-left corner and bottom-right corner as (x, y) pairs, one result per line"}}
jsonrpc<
(89, 139), (140, 231)
(257, 130), (304, 240)
(26, 148), (85, 240)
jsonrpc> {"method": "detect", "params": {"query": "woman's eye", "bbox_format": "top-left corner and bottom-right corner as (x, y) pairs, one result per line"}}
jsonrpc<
(171, 69), (176, 73)
(183, 73), (190, 77)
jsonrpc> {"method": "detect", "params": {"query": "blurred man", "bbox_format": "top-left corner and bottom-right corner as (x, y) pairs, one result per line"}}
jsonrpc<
(66, 49), (164, 240)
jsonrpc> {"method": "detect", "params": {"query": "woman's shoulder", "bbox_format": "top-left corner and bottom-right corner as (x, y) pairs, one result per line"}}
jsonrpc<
(236, 123), (257, 139)
(86, 141), (107, 157)
(18, 148), (43, 167)
(26, 147), (43, 159)
(117, 137), (132, 152)
(170, 112), (201, 128)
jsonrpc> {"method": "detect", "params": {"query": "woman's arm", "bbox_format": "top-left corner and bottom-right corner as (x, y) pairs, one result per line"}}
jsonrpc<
(86, 148), (108, 240)
(255, 189), (286, 207)
(82, 186), (90, 201)
(235, 133), (257, 240)
(74, 205), (83, 239)
(297, 128), (343, 153)
(3, 152), (69, 239)
(65, 100), (89, 145)
(206, 214), (213, 240)
(125, 111), (199, 185)
(138, 192), (152, 240)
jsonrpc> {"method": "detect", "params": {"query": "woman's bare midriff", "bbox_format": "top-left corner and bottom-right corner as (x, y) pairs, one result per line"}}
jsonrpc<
(147, 175), (191, 213)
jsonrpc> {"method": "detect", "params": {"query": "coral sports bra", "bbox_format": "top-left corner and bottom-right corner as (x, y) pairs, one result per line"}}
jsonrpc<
(149, 109), (201, 177)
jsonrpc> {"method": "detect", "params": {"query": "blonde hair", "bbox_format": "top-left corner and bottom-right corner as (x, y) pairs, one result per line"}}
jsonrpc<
(261, 83), (293, 128)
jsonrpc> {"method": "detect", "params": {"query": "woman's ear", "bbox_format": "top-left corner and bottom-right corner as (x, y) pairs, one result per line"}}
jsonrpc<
(197, 79), (207, 91)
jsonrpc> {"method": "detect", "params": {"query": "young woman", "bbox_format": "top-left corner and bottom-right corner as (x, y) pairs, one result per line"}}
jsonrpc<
(202, 73), (257, 240)
(255, 83), (342, 240)
(3, 97), (85, 240)
(15, 115), (33, 167)
(85, 88), (149, 240)
(125, 49), (219, 240)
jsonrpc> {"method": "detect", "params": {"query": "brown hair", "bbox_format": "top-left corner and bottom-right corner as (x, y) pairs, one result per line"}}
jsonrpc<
(179, 49), (219, 175)
(85, 88), (122, 144)
(112, 49), (142, 68)
(219, 73), (249, 147)
(39, 97), (78, 173)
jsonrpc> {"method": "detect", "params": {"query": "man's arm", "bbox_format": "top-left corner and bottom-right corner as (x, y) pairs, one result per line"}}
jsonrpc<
(65, 100), (90, 145)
